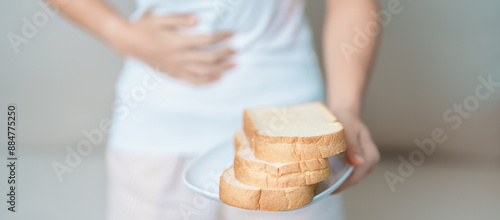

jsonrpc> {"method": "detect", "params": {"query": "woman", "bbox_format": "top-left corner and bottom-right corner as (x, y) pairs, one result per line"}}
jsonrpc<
(50, 0), (380, 219)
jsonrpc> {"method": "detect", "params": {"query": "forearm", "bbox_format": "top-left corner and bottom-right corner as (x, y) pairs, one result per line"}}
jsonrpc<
(323, 0), (379, 116)
(47, 0), (128, 47)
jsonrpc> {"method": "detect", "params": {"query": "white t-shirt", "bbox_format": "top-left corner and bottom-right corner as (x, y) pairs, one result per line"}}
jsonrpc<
(108, 0), (325, 156)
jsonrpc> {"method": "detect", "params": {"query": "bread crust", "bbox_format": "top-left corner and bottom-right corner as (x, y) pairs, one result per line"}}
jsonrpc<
(243, 106), (347, 163)
(219, 168), (316, 211)
(233, 130), (330, 188)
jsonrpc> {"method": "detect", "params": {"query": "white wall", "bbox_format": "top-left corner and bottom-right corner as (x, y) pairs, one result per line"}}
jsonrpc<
(358, 0), (500, 156)
(1, 0), (499, 157)
(0, 0), (134, 148)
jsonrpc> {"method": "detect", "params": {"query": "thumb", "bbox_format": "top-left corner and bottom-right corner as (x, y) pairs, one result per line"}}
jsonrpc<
(344, 127), (365, 167)
(155, 14), (198, 28)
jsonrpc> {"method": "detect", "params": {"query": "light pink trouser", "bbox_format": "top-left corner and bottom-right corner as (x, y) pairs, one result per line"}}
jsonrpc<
(106, 149), (345, 220)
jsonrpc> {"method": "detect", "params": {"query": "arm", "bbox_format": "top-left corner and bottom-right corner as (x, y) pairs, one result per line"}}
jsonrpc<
(46, 0), (128, 48)
(323, 0), (380, 192)
(47, 0), (235, 85)
(324, 0), (378, 115)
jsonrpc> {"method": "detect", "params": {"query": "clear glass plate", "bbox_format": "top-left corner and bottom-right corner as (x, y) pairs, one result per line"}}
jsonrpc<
(182, 139), (353, 211)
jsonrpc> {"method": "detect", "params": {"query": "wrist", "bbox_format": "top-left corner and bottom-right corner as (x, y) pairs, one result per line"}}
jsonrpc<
(328, 99), (362, 118)
(325, 69), (368, 118)
(326, 88), (364, 118)
(102, 16), (134, 55)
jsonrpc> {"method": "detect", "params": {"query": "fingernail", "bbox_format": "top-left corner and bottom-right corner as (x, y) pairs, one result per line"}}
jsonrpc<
(353, 154), (365, 164)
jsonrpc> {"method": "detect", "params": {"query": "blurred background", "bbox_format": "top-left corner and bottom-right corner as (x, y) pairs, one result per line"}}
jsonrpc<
(1, 0), (499, 219)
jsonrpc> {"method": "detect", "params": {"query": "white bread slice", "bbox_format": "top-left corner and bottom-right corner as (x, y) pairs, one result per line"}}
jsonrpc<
(219, 167), (316, 211)
(243, 102), (347, 163)
(233, 130), (329, 188)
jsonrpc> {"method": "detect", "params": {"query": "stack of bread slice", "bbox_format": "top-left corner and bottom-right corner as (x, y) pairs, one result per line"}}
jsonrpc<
(219, 102), (347, 211)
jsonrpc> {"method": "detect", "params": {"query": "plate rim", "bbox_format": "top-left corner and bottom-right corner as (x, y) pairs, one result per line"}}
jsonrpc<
(182, 148), (222, 201)
(182, 142), (354, 205)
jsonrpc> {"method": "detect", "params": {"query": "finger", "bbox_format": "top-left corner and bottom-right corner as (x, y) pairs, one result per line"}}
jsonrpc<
(332, 136), (379, 194)
(344, 126), (365, 167)
(183, 60), (235, 76)
(152, 13), (198, 28)
(332, 176), (355, 194)
(332, 171), (362, 194)
(360, 127), (381, 164)
(332, 163), (371, 194)
(142, 8), (153, 17)
(184, 47), (236, 64)
(177, 71), (222, 85)
(184, 32), (234, 48)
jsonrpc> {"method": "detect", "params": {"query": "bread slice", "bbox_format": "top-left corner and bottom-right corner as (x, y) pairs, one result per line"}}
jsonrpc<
(243, 102), (347, 163)
(233, 130), (329, 188)
(219, 167), (316, 211)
